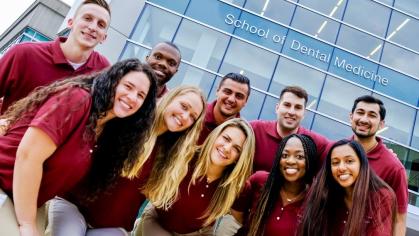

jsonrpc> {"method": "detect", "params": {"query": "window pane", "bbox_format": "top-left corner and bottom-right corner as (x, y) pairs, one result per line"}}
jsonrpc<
(120, 41), (149, 61)
(381, 42), (419, 79)
(317, 75), (370, 122)
(130, 5), (181, 47)
(343, 0), (391, 37)
(173, 19), (230, 71)
(311, 115), (353, 140)
(148, 0), (189, 14)
(291, 6), (340, 43)
(411, 112), (419, 150)
(394, 0), (419, 18)
(298, 0), (347, 20)
(387, 12), (419, 52)
(244, 0), (295, 25)
(336, 25), (384, 61)
(218, 39), (278, 91)
(406, 149), (419, 206)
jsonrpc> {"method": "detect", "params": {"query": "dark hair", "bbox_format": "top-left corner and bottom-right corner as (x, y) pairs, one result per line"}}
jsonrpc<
(75, 0), (111, 18)
(279, 86), (308, 106)
(149, 41), (182, 61)
(247, 134), (318, 236)
(352, 95), (386, 120)
(298, 139), (396, 236)
(219, 73), (251, 97)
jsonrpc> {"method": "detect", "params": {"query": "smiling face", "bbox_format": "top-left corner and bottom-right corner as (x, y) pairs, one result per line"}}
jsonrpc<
(331, 144), (361, 192)
(276, 92), (305, 134)
(210, 126), (246, 168)
(162, 92), (203, 132)
(110, 71), (150, 118)
(279, 137), (306, 183)
(350, 101), (384, 139)
(214, 78), (249, 118)
(68, 3), (110, 49)
(146, 43), (181, 87)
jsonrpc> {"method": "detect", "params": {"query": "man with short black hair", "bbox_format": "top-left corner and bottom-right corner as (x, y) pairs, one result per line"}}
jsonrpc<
(0, 0), (111, 114)
(350, 95), (407, 235)
(197, 73), (250, 144)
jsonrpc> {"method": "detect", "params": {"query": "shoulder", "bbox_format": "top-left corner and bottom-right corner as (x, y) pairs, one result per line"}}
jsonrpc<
(376, 144), (405, 170)
(3, 41), (49, 58)
(249, 171), (269, 185)
(90, 51), (110, 68)
(299, 127), (329, 143)
(250, 120), (275, 130)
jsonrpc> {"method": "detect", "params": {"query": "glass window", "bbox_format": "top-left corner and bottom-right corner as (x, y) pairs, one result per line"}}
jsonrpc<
(173, 19), (230, 72)
(269, 57), (324, 105)
(291, 6), (340, 44)
(119, 41), (150, 61)
(336, 25), (384, 61)
(384, 140), (409, 165)
(24, 27), (36, 36)
(394, 0), (419, 18)
(317, 75), (371, 122)
(381, 42), (419, 78)
(218, 39), (278, 91)
(20, 35), (32, 43)
(374, 66), (419, 106)
(148, 0), (190, 14)
(244, 0), (295, 25)
(185, 0), (241, 34)
(387, 13), (419, 52)
(130, 5), (181, 47)
(406, 149), (419, 206)
(223, 0), (246, 7)
(298, 0), (347, 20)
(311, 115), (353, 140)
(329, 48), (378, 89)
(411, 111), (419, 150)
(373, 94), (415, 145)
(343, 0), (391, 37)
(282, 30), (334, 71)
(232, 11), (288, 53)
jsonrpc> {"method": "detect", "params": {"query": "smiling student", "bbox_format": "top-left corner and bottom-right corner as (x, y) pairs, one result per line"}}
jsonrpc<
(298, 139), (396, 236)
(0, 59), (157, 236)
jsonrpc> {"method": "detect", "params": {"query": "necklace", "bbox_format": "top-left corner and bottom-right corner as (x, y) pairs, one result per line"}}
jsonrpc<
(280, 188), (306, 203)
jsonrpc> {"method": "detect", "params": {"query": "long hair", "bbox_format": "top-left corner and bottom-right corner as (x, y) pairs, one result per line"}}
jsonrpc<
(191, 118), (255, 226)
(129, 86), (206, 209)
(298, 139), (396, 236)
(247, 134), (317, 236)
(3, 58), (158, 200)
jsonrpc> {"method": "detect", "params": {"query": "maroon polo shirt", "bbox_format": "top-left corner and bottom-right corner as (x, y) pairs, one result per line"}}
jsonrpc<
(332, 188), (394, 235)
(0, 37), (109, 113)
(0, 88), (94, 206)
(156, 167), (222, 234)
(233, 171), (304, 236)
(350, 136), (408, 214)
(197, 100), (240, 145)
(68, 144), (159, 231)
(251, 120), (331, 172)
(157, 84), (169, 99)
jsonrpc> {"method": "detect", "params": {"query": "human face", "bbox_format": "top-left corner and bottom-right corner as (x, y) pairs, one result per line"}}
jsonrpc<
(331, 145), (360, 192)
(279, 137), (306, 183)
(350, 102), (384, 139)
(210, 126), (246, 167)
(111, 71), (150, 118)
(146, 43), (180, 86)
(163, 92), (203, 132)
(215, 79), (249, 118)
(68, 4), (110, 49)
(275, 92), (305, 134)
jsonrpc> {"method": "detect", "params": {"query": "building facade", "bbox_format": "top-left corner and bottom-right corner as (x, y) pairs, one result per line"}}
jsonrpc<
(67, 0), (419, 231)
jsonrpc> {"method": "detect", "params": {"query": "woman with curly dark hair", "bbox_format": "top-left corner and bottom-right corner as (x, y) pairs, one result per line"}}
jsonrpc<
(0, 58), (157, 236)
(298, 139), (396, 236)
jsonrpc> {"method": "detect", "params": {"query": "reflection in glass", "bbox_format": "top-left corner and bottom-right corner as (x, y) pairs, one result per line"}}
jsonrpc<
(405, 149), (419, 206)
(173, 19), (230, 72)
(394, 0), (419, 19)
(381, 42), (419, 79)
(298, 0), (347, 20)
(130, 5), (181, 47)
(218, 39), (278, 91)
(119, 42), (150, 61)
(411, 112), (419, 150)
(244, 0), (295, 25)
(311, 114), (352, 140)
(387, 12), (419, 52)
(148, 0), (190, 14)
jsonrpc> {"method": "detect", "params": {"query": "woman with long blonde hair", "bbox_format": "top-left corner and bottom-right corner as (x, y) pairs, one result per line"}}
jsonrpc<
(136, 118), (255, 236)
(48, 85), (206, 235)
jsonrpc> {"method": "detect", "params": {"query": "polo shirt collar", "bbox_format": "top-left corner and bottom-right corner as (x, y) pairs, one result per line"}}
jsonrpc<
(51, 37), (96, 70)
(205, 100), (241, 126)
(157, 84), (169, 98)
(349, 135), (382, 159)
(266, 121), (302, 140)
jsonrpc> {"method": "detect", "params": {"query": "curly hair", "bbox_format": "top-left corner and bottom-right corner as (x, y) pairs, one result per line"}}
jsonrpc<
(2, 58), (157, 200)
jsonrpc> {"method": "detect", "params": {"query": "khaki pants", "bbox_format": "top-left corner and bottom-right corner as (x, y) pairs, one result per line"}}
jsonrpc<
(0, 188), (47, 236)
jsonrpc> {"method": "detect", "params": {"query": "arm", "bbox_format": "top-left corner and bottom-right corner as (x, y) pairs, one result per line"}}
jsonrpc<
(13, 127), (57, 236)
(215, 210), (244, 236)
(393, 213), (406, 236)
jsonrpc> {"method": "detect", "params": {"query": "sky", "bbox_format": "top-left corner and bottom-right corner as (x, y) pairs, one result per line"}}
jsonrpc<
(0, 0), (75, 36)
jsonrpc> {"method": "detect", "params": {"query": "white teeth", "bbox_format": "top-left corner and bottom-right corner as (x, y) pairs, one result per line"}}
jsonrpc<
(339, 174), (350, 181)
(154, 70), (165, 77)
(285, 168), (298, 174)
(217, 148), (227, 159)
(174, 116), (182, 126)
(120, 99), (131, 109)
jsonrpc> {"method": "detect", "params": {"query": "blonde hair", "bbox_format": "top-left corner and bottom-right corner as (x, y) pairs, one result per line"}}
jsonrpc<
(140, 86), (206, 207)
(191, 118), (255, 226)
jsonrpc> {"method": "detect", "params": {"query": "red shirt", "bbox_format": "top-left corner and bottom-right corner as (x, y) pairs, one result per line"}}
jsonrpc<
(251, 120), (331, 172)
(350, 136), (408, 214)
(157, 84), (169, 99)
(233, 171), (304, 236)
(197, 100), (240, 145)
(68, 145), (159, 231)
(333, 188), (395, 236)
(156, 167), (221, 234)
(0, 88), (94, 206)
(0, 37), (109, 113)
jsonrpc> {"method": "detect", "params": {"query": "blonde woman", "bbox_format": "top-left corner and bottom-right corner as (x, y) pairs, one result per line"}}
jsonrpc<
(136, 118), (255, 236)
(48, 85), (206, 236)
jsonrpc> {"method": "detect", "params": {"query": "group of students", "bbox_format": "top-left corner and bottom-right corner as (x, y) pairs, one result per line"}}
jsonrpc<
(0, 0), (409, 236)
